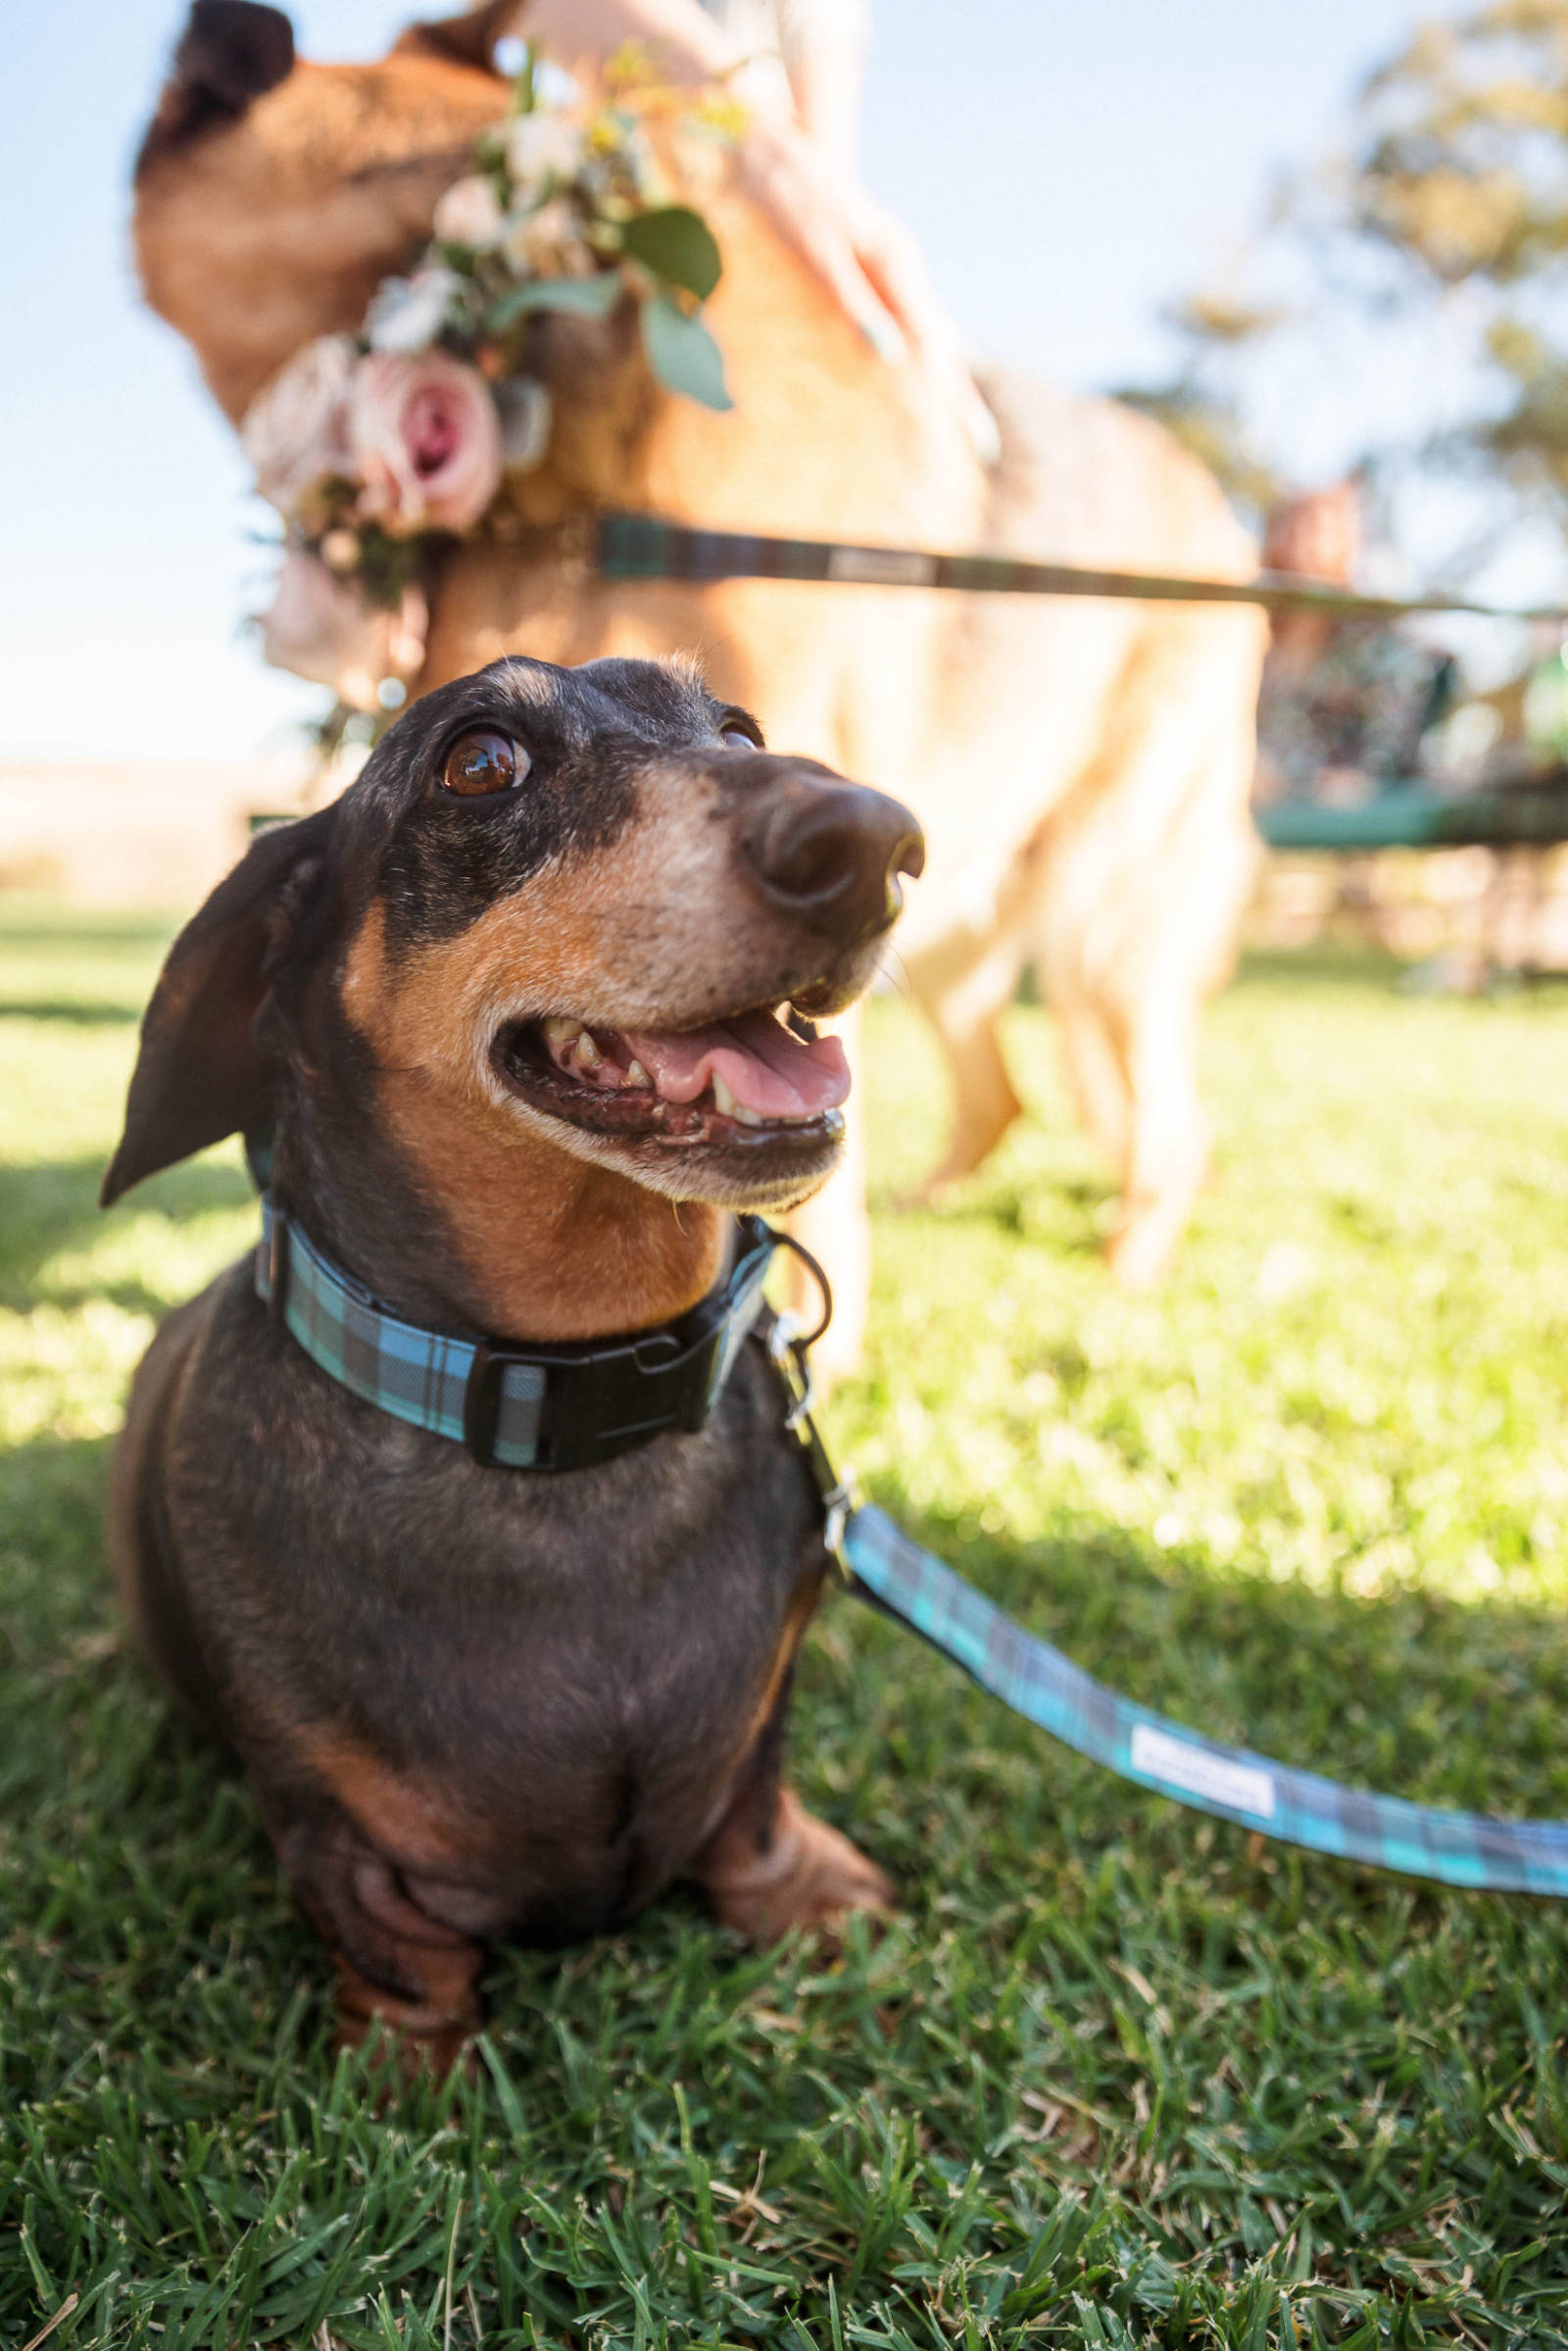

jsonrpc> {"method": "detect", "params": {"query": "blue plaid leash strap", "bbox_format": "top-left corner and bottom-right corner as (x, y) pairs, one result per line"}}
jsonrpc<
(838, 1502), (1568, 1898)
(252, 1200), (1568, 1896)
(255, 1194), (777, 1473)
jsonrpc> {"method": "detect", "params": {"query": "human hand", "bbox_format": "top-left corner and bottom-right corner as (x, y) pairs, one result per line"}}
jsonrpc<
(520, 0), (997, 456)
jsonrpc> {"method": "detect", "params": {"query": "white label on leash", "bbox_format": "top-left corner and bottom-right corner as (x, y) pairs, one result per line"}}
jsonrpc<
(1130, 1725), (1277, 1820)
(827, 547), (938, 589)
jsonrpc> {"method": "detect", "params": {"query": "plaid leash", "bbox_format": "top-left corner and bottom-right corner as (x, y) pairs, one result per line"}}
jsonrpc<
(839, 1502), (1568, 1898)
(253, 1195), (1568, 1895)
(597, 511), (1568, 625)
(256, 1194), (776, 1473)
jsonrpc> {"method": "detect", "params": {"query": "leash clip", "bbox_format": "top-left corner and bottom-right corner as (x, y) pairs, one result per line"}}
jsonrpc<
(763, 1282), (860, 1576)
(766, 1310), (817, 1431)
(817, 1472), (860, 1568)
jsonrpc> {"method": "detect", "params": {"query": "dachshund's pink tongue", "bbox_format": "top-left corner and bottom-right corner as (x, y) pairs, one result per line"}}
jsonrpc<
(622, 1010), (850, 1118)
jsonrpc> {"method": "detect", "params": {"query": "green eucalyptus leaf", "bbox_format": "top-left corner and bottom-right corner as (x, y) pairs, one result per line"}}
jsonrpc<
(639, 294), (733, 412)
(487, 273), (623, 330)
(619, 206), (723, 301)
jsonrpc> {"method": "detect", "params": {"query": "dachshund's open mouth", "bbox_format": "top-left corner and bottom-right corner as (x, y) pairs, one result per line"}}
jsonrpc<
(492, 1003), (850, 1160)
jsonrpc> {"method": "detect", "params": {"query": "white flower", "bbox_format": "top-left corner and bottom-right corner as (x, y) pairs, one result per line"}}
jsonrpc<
(256, 547), (427, 710)
(495, 377), (553, 471)
(502, 196), (594, 278)
(318, 526), (362, 572)
(240, 334), (356, 516)
(505, 111), (580, 194)
(433, 172), (507, 251)
(365, 266), (462, 355)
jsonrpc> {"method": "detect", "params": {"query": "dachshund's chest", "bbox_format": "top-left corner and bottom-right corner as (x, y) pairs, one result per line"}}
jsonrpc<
(172, 1276), (825, 1933)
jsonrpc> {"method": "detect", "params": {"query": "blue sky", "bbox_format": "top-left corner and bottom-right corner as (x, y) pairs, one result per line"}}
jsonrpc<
(4, 0), (1437, 762)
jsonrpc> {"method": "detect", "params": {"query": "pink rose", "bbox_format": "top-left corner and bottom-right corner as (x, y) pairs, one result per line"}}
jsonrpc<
(240, 334), (356, 517)
(348, 350), (503, 537)
(257, 546), (427, 710)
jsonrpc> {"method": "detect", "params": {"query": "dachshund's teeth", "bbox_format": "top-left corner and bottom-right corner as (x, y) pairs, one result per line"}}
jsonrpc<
(711, 1072), (763, 1126)
(625, 1058), (651, 1088)
(540, 1017), (608, 1078)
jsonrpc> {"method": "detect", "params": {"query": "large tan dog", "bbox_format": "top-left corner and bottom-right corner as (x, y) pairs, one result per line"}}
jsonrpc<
(134, 0), (1265, 1373)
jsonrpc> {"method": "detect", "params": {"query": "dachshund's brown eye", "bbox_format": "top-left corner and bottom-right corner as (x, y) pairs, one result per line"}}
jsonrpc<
(721, 726), (759, 751)
(442, 731), (529, 797)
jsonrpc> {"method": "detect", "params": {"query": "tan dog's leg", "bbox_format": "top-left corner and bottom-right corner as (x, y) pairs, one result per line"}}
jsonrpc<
(784, 1005), (871, 1388)
(1103, 997), (1209, 1289)
(1035, 616), (1260, 1286)
(1107, 692), (1259, 1286)
(1056, 991), (1131, 1174)
(902, 934), (1026, 1199)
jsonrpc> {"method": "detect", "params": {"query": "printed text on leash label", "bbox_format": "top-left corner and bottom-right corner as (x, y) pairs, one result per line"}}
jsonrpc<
(1130, 1725), (1277, 1819)
(827, 547), (938, 589)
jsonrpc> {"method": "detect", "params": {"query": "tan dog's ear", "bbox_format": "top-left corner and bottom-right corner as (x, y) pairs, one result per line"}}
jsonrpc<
(102, 808), (338, 1207)
(137, 1), (295, 174)
(392, 1), (514, 73)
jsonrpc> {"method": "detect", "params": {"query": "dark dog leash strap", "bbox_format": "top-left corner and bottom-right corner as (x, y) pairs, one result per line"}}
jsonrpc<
(764, 1322), (1568, 1899)
(256, 1194), (777, 1474)
(596, 511), (1568, 625)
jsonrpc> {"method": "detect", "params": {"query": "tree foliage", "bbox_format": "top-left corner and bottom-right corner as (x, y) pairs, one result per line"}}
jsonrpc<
(1299, 0), (1568, 513)
(1113, 378), (1284, 519)
(1125, 2), (1568, 542)
(1337, 0), (1568, 497)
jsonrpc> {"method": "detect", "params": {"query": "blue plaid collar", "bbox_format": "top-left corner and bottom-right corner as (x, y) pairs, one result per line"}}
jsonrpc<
(255, 1193), (779, 1473)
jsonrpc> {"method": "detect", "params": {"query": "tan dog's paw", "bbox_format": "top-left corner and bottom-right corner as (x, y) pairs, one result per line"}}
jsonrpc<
(702, 1787), (894, 1944)
(1105, 1212), (1173, 1291)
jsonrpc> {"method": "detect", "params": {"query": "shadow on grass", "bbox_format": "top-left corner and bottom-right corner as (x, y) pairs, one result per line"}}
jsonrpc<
(861, 1484), (1568, 1836)
(877, 1172), (1117, 1258)
(6, 1413), (1565, 1930)
(0, 997), (140, 1025)
(0, 1427), (246, 1816)
(0, 1151), (256, 1312)
(0, 906), (181, 948)
(1233, 943), (1412, 994)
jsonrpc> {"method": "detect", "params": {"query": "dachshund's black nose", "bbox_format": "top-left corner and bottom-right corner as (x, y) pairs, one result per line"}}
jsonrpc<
(742, 767), (925, 946)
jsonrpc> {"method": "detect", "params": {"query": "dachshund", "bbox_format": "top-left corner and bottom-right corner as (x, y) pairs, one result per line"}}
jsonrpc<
(103, 653), (922, 2072)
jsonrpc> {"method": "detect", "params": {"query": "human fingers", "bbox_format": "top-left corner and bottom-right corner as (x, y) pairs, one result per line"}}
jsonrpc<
(844, 187), (1001, 461)
(736, 120), (908, 362)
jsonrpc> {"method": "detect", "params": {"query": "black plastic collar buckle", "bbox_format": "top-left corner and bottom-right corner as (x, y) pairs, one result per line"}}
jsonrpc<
(463, 1307), (729, 1472)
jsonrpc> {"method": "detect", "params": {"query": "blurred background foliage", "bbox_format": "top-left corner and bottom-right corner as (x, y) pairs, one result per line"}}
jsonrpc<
(1122, 2), (1568, 564)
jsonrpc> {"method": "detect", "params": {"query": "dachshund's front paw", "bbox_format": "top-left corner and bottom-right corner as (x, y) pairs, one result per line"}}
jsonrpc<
(701, 1786), (894, 1944)
(331, 1955), (480, 2083)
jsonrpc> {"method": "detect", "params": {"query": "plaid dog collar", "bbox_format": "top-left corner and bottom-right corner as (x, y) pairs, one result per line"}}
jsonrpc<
(255, 1193), (778, 1473)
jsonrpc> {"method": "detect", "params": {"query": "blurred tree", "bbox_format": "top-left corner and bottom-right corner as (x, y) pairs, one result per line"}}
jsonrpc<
(1114, 292), (1285, 523)
(1123, 4), (1568, 545)
(1337, 0), (1568, 504)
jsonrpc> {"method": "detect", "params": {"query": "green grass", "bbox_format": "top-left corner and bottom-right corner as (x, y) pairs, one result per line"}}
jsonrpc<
(3, 908), (1568, 2349)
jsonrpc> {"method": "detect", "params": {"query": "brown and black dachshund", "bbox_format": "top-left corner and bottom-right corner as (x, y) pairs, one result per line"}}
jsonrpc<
(103, 654), (922, 2071)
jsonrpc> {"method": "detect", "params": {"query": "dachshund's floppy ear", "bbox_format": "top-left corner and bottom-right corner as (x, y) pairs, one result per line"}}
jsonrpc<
(102, 807), (338, 1207)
